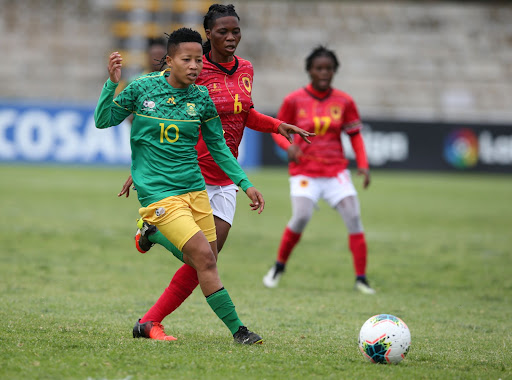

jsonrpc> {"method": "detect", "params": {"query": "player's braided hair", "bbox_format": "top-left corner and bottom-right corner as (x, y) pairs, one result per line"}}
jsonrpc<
(157, 27), (203, 69)
(202, 3), (240, 54)
(305, 45), (340, 72)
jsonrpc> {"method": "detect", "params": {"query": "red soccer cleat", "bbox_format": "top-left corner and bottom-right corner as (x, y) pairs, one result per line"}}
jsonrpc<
(133, 319), (177, 341)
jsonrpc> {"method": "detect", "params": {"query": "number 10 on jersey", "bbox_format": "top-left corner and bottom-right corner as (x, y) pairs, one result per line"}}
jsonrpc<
(160, 123), (179, 143)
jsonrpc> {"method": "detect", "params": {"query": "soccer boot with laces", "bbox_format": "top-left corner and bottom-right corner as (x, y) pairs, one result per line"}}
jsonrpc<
(354, 277), (376, 295)
(132, 319), (177, 341)
(135, 218), (157, 253)
(262, 262), (285, 288)
(233, 326), (263, 345)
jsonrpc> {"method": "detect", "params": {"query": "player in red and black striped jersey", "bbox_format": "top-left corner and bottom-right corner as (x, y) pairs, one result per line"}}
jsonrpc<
(118, 4), (314, 340)
(262, 46), (376, 294)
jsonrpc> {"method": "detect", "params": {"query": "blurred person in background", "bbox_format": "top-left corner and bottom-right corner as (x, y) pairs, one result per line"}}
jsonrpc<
(144, 37), (168, 73)
(117, 3), (314, 341)
(95, 27), (265, 344)
(262, 46), (375, 295)
(116, 38), (167, 95)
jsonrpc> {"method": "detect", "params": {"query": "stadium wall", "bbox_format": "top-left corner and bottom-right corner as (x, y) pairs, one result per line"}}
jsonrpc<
(0, 1), (511, 123)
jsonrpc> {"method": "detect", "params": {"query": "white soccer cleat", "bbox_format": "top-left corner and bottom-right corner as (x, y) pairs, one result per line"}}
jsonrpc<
(354, 278), (376, 295)
(263, 265), (283, 288)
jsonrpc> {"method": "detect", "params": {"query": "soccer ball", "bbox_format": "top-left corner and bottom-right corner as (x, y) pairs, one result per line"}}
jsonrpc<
(358, 314), (411, 364)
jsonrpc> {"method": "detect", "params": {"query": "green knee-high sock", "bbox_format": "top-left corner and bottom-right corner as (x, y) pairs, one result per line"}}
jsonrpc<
(149, 230), (184, 263)
(206, 288), (243, 335)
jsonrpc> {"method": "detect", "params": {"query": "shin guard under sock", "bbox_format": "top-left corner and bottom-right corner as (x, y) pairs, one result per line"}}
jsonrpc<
(349, 232), (367, 277)
(206, 288), (243, 335)
(277, 226), (302, 264)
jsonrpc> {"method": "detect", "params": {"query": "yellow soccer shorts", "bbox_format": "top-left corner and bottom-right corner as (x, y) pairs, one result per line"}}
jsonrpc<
(138, 190), (216, 251)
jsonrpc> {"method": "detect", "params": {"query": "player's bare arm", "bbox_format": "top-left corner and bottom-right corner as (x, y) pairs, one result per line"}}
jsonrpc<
(277, 122), (315, 144)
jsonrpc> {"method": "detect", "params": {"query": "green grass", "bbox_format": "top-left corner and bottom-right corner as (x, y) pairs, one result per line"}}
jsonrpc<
(1, 165), (511, 379)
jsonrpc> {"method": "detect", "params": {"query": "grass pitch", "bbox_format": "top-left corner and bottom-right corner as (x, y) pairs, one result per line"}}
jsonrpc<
(0, 165), (510, 379)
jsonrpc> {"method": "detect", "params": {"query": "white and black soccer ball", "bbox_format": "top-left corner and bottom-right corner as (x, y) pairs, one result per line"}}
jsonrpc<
(358, 314), (411, 364)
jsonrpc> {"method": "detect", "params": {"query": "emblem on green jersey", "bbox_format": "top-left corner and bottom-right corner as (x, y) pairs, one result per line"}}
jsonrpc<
(186, 103), (197, 116)
(142, 100), (156, 112)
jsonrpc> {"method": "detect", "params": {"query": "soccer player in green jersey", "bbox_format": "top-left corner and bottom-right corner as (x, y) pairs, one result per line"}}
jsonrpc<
(94, 27), (263, 344)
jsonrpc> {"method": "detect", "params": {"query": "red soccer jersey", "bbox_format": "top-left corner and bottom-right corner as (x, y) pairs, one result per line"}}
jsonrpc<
(273, 84), (365, 177)
(195, 54), (281, 186)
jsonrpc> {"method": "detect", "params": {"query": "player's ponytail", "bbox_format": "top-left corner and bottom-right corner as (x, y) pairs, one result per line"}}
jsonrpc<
(203, 40), (212, 55)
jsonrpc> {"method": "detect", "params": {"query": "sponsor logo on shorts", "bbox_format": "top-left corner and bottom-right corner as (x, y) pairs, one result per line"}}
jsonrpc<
(300, 179), (309, 187)
(155, 207), (166, 217)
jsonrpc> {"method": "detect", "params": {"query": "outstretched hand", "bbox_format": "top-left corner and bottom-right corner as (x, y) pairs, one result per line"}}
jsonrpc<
(277, 123), (315, 144)
(118, 174), (133, 197)
(358, 168), (371, 189)
(245, 187), (265, 214)
(108, 52), (123, 84)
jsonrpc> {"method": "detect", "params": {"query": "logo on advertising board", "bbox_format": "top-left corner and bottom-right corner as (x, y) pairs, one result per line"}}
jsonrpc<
(342, 124), (409, 166)
(478, 130), (512, 165)
(443, 128), (479, 169)
(0, 103), (131, 164)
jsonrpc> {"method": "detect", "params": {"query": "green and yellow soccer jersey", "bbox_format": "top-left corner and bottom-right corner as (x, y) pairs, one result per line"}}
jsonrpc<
(94, 70), (253, 207)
